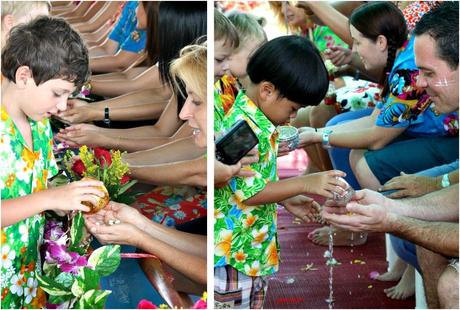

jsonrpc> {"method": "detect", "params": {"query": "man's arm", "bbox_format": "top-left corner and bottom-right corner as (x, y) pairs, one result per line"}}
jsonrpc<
(394, 185), (459, 221)
(388, 214), (458, 257)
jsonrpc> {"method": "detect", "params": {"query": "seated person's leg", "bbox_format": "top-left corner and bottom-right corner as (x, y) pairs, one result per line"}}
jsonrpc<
(437, 260), (459, 309)
(326, 108), (374, 189)
(417, 245), (450, 308)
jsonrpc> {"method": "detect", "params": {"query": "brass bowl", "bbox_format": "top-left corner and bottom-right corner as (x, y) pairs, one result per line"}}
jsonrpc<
(81, 177), (109, 214)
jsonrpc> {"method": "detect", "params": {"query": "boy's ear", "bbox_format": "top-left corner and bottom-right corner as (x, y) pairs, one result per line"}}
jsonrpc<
(2, 14), (15, 32)
(259, 81), (276, 103)
(15, 66), (33, 89)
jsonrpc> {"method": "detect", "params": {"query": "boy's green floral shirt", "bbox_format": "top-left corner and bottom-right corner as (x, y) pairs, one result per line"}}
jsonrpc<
(1, 105), (58, 308)
(214, 78), (280, 277)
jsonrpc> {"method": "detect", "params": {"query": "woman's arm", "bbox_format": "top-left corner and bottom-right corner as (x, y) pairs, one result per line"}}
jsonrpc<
(90, 51), (144, 74)
(73, 2), (120, 34)
(90, 66), (172, 98)
(124, 135), (203, 165)
(128, 155), (207, 187)
(65, 1), (105, 24)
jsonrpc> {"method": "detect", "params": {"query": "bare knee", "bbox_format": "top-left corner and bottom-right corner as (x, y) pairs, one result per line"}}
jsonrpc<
(309, 104), (335, 128)
(349, 149), (380, 189)
(438, 265), (459, 309)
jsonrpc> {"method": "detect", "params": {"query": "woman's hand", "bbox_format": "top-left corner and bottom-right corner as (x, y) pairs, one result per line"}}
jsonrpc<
(324, 46), (353, 67)
(280, 195), (321, 222)
(57, 100), (101, 124)
(302, 170), (348, 198)
(85, 217), (144, 247)
(56, 123), (105, 148)
(45, 179), (106, 213)
(379, 172), (440, 199)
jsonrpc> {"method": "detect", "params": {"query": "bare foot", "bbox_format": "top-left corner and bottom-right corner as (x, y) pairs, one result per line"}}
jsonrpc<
(376, 257), (407, 281)
(308, 226), (368, 246)
(384, 265), (415, 300)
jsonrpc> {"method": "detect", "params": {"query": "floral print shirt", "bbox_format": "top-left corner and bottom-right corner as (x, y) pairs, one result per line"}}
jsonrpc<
(214, 78), (280, 277)
(375, 36), (459, 137)
(1, 105), (58, 308)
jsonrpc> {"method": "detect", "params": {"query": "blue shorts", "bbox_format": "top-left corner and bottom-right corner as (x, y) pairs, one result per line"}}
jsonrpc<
(365, 137), (459, 184)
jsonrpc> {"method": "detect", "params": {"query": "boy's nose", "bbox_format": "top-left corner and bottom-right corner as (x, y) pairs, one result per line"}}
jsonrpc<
(56, 98), (68, 112)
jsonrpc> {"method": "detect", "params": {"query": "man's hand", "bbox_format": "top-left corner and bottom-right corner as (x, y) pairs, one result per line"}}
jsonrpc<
(379, 172), (440, 199)
(321, 200), (396, 233)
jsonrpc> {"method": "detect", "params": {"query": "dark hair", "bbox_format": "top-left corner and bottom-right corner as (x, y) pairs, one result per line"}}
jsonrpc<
(414, 1), (459, 70)
(215, 9), (239, 48)
(153, 1), (207, 87)
(247, 35), (329, 107)
(350, 1), (407, 97)
(142, 1), (160, 65)
(1, 16), (89, 89)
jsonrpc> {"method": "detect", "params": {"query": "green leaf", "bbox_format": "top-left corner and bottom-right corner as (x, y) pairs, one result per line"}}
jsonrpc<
(117, 179), (137, 196)
(75, 267), (100, 292)
(87, 245), (121, 277)
(49, 293), (74, 305)
(55, 272), (75, 288)
(76, 289), (111, 309)
(70, 212), (84, 247)
(71, 279), (84, 297)
(36, 273), (73, 297)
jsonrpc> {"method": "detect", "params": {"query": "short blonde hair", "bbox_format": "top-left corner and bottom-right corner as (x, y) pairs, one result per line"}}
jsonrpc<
(170, 40), (207, 103)
(215, 8), (239, 48)
(1, 1), (50, 19)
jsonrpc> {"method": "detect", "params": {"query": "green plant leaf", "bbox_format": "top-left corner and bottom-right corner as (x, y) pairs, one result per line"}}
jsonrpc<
(55, 272), (75, 288)
(36, 273), (73, 297)
(76, 289), (111, 309)
(70, 212), (84, 247)
(48, 294), (74, 305)
(87, 245), (121, 277)
(76, 267), (100, 292)
(117, 179), (138, 196)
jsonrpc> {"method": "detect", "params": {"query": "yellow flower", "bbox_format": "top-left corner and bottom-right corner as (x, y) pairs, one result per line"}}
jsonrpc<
(201, 291), (207, 301)
(230, 193), (255, 214)
(1, 231), (6, 244)
(5, 173), (15, 188)
(242, 214), (257, 228)
(21, 149), (39, 170)
(233, 249), (248, 263)
(251, 225), (269, 248)
(214, 208), (224, 219)
(265, 239), (278, 267)
(215, 229), (232, 260)
(244, 261), (260, 277)
(1, 108), (8, 121)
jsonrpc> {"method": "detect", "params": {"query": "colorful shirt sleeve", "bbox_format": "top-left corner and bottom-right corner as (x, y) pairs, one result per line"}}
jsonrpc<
(376, 68), (431, 128)
(120, 29), (146, 53)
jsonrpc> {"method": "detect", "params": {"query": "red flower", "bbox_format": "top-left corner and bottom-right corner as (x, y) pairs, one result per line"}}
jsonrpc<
(137, 299), (157, 309)
(192, 299), (207, 309)
(120, 175), (130, 185)
(94, 147), (112, 167)
(72, 159), (86, 176)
